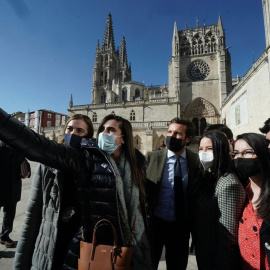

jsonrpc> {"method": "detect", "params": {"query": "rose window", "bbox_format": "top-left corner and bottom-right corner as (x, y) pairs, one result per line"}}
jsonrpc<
(187, 60), (210, 81)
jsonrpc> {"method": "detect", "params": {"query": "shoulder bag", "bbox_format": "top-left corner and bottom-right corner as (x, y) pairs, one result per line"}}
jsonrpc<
(78, 218), (135, 270)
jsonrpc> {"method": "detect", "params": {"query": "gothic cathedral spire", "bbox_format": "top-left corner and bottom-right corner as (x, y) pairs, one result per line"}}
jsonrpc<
(69, 94), (73, 109)
(218, 13), (225, 50)
(102, 13), (115, 51)
(92, 13), (132, 104)
(96, 39), (100, 51)
(120, 36), (128, 68)
(172, 21), (179, 57)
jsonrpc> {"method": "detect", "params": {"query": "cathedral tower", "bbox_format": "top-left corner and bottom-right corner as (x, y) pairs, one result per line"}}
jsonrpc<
(91, 14), (131, 104)
(168, 15), (232, 134)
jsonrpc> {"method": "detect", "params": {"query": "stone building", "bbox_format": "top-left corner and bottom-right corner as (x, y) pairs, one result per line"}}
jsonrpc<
(68, 12), (233, 153)
(221, 0), (270, 136)
(68, 0), (270, 153)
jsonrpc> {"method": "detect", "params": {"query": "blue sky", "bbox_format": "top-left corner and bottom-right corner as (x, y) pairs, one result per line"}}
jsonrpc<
(0, 0), (265, 115)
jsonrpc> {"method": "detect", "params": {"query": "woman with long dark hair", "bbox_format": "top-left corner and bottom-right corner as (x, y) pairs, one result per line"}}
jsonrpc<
(190, 131), (246, 270)
(0, 109), (152, 270)
(233, 133), (270, 269)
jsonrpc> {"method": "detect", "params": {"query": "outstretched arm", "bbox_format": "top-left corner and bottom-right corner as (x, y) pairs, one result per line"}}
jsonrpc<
(0, 108), (81, 171)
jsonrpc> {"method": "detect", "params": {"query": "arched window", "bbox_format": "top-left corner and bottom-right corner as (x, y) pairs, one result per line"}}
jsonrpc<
(101, 92), (106, 103)
(134, 89), (140, 100)
(134, 135), (141, 150)
(180, 37), (191, 56)
(156, 90), (161, 97)
(100, 72), (103, 86)
(130, 110), (135, 121)
(100, 56), (104, 67)
(122, 89), (127, 101)
(92, 112), (97, 123)
(104, 72), (107, 85)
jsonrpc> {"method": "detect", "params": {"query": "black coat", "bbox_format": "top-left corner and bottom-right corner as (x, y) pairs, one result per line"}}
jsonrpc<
(0, 111), (120, 243)
(0, 143), (25, 205)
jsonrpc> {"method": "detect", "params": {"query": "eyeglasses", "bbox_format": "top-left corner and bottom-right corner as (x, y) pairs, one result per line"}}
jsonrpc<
(232, 149), (256, 158)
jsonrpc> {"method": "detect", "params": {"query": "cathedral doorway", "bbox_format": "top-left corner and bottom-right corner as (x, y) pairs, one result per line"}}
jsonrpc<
(185, 98), (219, 136)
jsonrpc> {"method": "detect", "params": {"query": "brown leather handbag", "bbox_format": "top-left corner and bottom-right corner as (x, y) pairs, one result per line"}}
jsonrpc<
(78, 219), (134, 270)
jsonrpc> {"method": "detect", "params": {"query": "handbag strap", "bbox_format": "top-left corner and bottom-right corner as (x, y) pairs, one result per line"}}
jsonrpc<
(91, 219), (118, 260)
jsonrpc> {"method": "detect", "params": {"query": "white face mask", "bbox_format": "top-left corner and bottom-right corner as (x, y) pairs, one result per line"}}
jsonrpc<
(199, 152), (214, 170)
(98, 133), (122, 154)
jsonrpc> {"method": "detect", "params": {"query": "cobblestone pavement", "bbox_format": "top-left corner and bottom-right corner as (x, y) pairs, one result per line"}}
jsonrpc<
(0, 161), (198, 270)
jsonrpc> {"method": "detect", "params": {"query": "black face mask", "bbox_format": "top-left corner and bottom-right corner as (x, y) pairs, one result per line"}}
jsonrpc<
(64, 134), (83, 149)
(234, 158), (261, 178)
(166, 136), (184, 153)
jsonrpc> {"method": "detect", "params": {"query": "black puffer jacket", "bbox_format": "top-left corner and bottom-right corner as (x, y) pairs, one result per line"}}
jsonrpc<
(0, 110), (121, 245)
(0, 109), (153, 270)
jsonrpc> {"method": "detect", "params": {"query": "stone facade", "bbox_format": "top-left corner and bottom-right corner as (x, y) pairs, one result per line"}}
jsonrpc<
(68, 1), (270, 154)
(221, 0), (270, 137)
(221, 51), (270, 137)
(68, 13), (234, 154)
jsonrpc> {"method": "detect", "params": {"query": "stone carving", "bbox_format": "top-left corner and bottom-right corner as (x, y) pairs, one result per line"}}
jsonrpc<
(184, 98), (218, 118)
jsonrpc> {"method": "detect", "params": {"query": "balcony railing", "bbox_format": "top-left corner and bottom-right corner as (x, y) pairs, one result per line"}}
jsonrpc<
(93, 121), (170, 130)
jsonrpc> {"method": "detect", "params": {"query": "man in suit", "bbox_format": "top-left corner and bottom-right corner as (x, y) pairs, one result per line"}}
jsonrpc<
(146, 118), (200, 270)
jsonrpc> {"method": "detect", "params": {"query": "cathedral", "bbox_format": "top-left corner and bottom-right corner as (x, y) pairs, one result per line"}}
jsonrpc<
(67, 0), (270, 154)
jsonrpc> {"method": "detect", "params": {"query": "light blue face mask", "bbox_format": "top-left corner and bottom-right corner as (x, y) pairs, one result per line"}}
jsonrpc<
(98, 133), (122, 154)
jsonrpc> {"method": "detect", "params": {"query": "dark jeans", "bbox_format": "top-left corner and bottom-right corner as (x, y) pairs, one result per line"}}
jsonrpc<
(0, 203), (17, 240)
(151, 215), (189, 270)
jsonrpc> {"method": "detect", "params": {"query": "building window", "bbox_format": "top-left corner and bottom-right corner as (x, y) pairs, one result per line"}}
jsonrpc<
(100, 56), (103, 67)
(104, 72), (107, 85)
(130, 110), (135, 121)
(47, 121), (51, 127)
(134, 89), (140, 100)
(101, 93), (106, 103)
(92, 112), (97, 123)
(100, 71), (103, 86)
(134, 135), (141, 150)
(48, 113), (51, 119)
(122, 89), (127, 101)
(187, 60), (210, 81)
